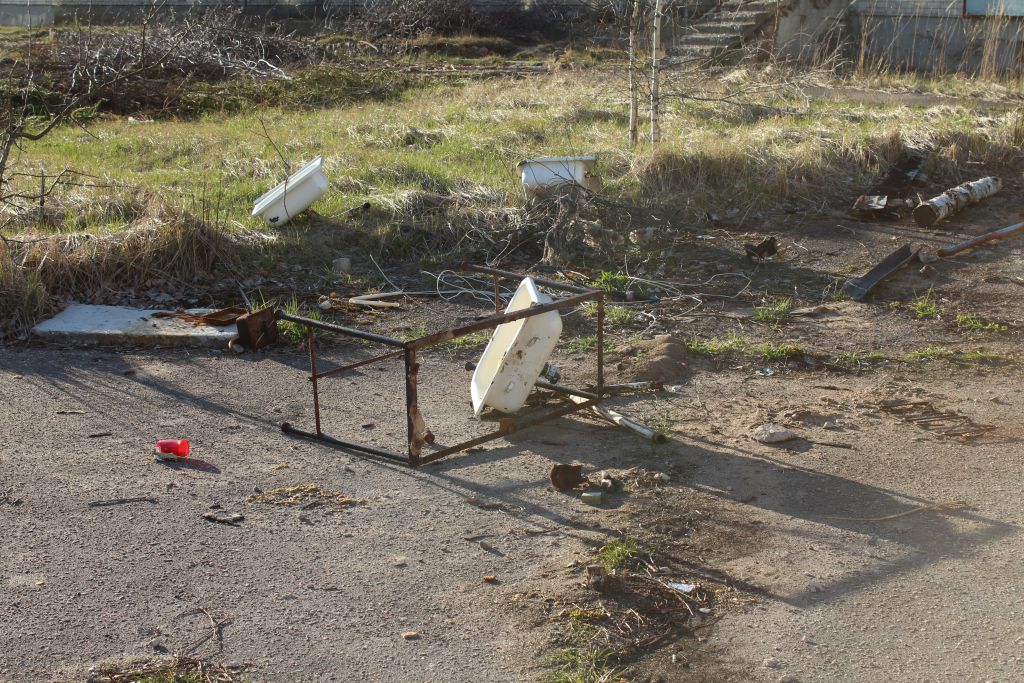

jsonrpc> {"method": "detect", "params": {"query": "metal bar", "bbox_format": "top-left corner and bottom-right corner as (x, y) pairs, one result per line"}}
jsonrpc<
(276, 311), (407, 348)
(417, 399), (599, 465)
(462, 263), (594, 294)
(313, 349), (406, 381)
(405, 348), (421, 467)
(938, 221), (1024, 258)
(280, 423), (407, 463)
(308, 328), (322, 436)
(536, 381), (598, 400)
(596, 292), (605, 397)
(408, 290), (599, 350)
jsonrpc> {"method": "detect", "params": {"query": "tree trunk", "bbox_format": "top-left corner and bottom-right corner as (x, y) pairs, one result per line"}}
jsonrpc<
(913, 176), (1002, 227)
(628, 0), (641, 146)
(650, 0), (662, 144)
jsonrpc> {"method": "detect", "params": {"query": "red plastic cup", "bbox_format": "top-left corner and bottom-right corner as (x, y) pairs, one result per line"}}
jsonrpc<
(155, 439), (190, 458)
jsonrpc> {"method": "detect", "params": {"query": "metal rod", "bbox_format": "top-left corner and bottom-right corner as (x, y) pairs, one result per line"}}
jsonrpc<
(405, 348), (421, 467)
(417, 399), (600, 465)
(308, 328), (322, 436)
(938, 221), (1024, 258)
(313, 349), (406, 381)
(408, 290), (599, 350)
(493, 274), (501, 314)
(462, 263), (594, 294)
(276, 311), (407, 348)
(596, 292), (605, 397)
(280, 423), (407, 463)
(536, 381), (598, 400)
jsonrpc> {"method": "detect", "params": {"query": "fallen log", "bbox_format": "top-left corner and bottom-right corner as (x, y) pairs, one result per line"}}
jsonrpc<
(913, 176), (1001, 227)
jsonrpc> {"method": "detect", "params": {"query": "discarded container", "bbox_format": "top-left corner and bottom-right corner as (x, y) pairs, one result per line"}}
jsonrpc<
(518, 156), (600, 197)
(155, 439), (190, 459)
(581, 491), (603, 506)
(471, 277), (562, 415)
(251, 156), (328, 226)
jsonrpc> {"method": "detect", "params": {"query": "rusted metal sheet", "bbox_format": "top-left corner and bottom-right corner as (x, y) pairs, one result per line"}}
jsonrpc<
(235, 307), (278, 350)
(842, 244), (919, 299)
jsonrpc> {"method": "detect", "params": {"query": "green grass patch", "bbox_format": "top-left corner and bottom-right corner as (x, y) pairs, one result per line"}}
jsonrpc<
(836, 350), (889, 368)
(582, 301), (637, 329)
(590, 271), (631, 293)
(686, 333), (747, 356)
(260, 293), (322, 345)
(442, 330), (490, 352)
(959, 349), (1005, 362)
(955, 313), (1008, 333)
(545, 624), (618, 683)
(909, 289), (943, 319)
(754, 297), (793, 326)
(565, 335), (612, 354)
(903, 346), (954, 361)
(755, 342), (804, 361)
(595, 537), (640, 572)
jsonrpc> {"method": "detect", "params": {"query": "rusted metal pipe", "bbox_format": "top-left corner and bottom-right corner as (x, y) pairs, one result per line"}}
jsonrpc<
(937, 221), (1024, 258)
(276, 311), (406, 348)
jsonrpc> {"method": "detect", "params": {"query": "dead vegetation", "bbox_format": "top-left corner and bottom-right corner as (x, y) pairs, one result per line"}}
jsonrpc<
(84, 655), (245, 683)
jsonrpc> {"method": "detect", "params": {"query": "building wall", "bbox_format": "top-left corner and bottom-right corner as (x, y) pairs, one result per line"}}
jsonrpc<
(776, 0), (1024, 73)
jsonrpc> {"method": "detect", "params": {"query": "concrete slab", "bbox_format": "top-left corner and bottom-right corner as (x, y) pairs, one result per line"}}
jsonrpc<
(32, 304), (237, 348)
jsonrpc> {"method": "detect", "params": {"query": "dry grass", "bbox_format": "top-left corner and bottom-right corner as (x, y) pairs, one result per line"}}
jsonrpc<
(0, 198), (265, 338)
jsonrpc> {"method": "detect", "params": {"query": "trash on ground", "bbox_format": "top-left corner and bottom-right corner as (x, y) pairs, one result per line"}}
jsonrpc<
(913, 176), (1001, 227)
(202, 511), (244, 526)
(349, 292), (402, 309)
(251, 156), (328, 226)
(247, 484), (367, 508)
(32, 304), (239, 348)
(744, 235), (781, 262)
(750, 424), (798, 444)
(472, 277), (562, 415)
(668, 582), (696, 594)
(234, 307), (279, 351)
(937, 220), (1024, 258)
(842, 244), (919, 300)
(332, 256), (352, 275)
(151, 306), (247, 327)
(155, 439), (190, 462)
(550, 463), (588, 491)
(581, 491), (604, 506)
(591, 381), (664, 395)
(400, 631), (419, 640)
(483, 575), (498, 583)
(852, 151), (927, 218)
(565, 394), (667, 443)
(599, 471), (622, 493)
(652, 472), (670, 483)
(518, 155), (600, 198)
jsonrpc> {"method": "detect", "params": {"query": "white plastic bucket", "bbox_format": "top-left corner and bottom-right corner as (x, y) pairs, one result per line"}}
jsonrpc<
(471, 277), (563, 415)
(251, 156), (328, 226)
(517, 156), (599, 197)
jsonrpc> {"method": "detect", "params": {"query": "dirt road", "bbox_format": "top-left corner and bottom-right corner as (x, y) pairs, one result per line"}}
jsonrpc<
(1, 345), (1022, 682)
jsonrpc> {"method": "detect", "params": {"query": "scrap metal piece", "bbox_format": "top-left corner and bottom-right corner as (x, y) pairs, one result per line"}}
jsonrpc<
(744, 236), (779, 262)
(842, 244), (919, 300)
(235, 307), (278, 350)
(852, 152), (927, 218)
(937, 220), (1024, 258)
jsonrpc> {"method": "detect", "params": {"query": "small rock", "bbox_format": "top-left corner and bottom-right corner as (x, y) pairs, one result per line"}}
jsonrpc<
(763, 657), (783, 669)
(919, 252), (939, 264)
(750, 424), (797, 444)
(778, 675), (800, 683)
(807, 579), (826, 593)
(392, 556), (408, 567)
(400, 631), (419, 640)
(652, 472), (670, 483)
(823, 421), (839, 430)
(483, 575), (497, 583)
(318, 300), (332, 311)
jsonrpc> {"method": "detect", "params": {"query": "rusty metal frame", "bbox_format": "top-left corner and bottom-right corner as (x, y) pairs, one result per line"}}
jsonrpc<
(277, 263), (606, 467)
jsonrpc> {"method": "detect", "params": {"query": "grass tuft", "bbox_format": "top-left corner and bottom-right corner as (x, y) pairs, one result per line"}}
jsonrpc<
(955, 313), (1008, 333)
(595, 537), (640, 572)
(755, 342), (804, 361)
(903, 346), (954, 361)
(909, 289), (943, 319)
(754, 297), (793, 326)
(686, 333), (747, 356)
(545, 624), (618, 683)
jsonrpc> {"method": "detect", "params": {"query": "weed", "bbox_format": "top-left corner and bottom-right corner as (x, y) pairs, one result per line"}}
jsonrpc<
(754, 297), (793, 326)
(398, 322), (428, 342)
(903, 346), (954, 361)
(837, 350), (888, 368)
(442, 331), (490, 353)
(888, 300), (902, 310)
(261, 293), (322, 345)
(755, 342), (804, 361)
(590, 271), (631, 293)
(582, 301), (637, 329)
(565, 335), (611, 354)
(955, 313), (1008, 333)
(596, 537), (640, 572)
(909, 289), (943, 319)
(545, 624), (618, 683)
(567, 608), (605, 621)
(686, 333), (747, 356)
(959, 349), (1004, 362)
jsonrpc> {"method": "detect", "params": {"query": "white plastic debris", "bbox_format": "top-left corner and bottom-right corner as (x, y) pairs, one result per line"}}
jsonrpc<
(750, 424), (797, 443)
(251, 156), (328, 226)
(518, 156), (600, 197)
(667, 582), (696, 594)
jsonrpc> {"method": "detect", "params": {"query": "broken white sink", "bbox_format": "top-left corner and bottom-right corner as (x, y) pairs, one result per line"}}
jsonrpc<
(471, 277), (562, 415)
(251, 156), (328, 226)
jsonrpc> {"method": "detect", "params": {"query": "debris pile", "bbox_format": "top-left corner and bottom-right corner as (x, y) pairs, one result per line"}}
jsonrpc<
(247, 484), (366, 508)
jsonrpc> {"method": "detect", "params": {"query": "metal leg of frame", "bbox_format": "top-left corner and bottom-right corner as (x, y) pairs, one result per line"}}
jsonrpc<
(596, 293), (605, 398)
(308, 327), (322, 436)
(494, 275), (501, 314)
(405, 347), (421, 467)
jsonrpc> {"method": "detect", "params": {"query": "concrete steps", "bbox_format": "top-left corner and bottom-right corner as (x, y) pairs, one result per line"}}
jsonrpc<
(670, 0), (789, 64)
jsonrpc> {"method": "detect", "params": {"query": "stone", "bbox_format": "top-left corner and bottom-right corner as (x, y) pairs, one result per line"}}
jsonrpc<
(750, 424), (798, 444)
(763, 657), (783, 669)
(400, 631), (419, 640)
